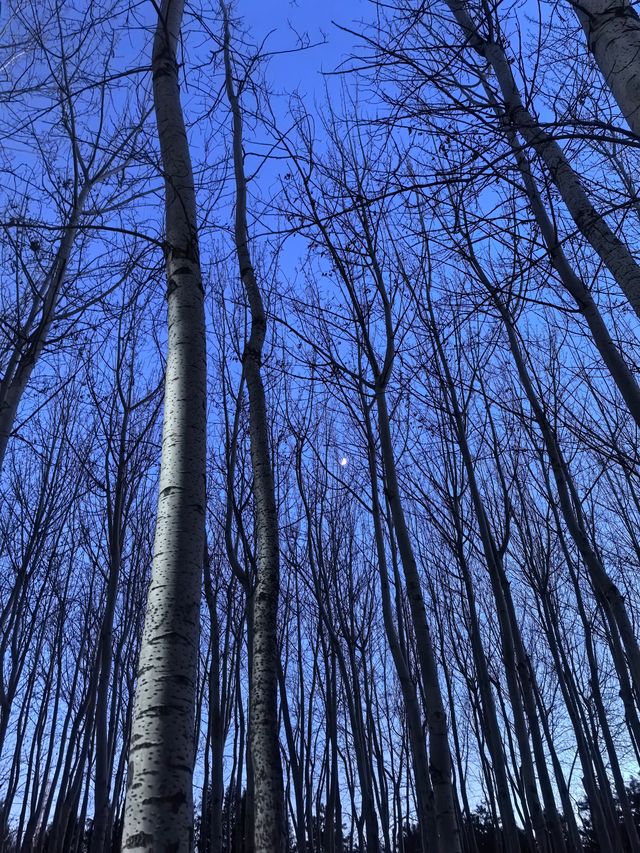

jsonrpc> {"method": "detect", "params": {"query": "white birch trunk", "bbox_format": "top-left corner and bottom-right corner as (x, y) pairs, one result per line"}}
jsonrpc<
(121, 1), (206, 850)
(572, 0), (640, 137)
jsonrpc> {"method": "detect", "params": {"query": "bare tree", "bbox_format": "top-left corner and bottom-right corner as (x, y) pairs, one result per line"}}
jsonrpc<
(220, 7), (287, 851)
(121, 0), (207, 848)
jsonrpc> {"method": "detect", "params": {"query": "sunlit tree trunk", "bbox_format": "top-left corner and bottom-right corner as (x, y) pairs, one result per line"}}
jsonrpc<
(121, 0), (207, 848)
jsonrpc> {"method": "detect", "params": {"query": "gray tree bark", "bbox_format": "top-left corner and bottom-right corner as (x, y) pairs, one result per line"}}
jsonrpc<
(121, 0), (207, 849)
(446, 0), (640, 318)
(572, 0), (640, 137)
(222, 7), (286, 851)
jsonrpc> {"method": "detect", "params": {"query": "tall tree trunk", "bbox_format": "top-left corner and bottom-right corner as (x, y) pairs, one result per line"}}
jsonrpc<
(376, 388), (461, 853)
(92, 409), (129, 853)
(221, 7), (286, 851)
(446, 0), (640, 318)
(121, 0), (207, 848)
(426, 310), (559, 852)
(572, 0), (640, 137)
(203, 550), (225, 853)
(493, 292), (640, 703)
(362, 393), (437, 853)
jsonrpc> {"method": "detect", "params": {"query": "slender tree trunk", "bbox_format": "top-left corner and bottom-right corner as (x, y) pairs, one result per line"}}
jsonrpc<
(426, 315), (557, 852)
(534, 577), (615, 852)
(494, 293), (640, 703)
(203, 551), (225, 853)
(277, 658), (305, 853)
(447, 0), (640, 317)
(221, 8), (286, 851)
(376, 388), (461, 853)
(362, 396), (437, 853)
(92, 413), (129, 853)
(448, 516), (521, 851)
(503, 126), (640, 429)
(121, 0), (206, 848)
(563, 551), (640, 852)
(0, 186), (89, 474)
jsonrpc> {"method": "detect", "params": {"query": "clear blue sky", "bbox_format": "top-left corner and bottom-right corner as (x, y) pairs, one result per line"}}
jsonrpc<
(233, 0), (366, 94)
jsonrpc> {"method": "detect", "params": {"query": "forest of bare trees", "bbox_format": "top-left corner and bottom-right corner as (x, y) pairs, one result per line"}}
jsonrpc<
(3, 0), (640, 850)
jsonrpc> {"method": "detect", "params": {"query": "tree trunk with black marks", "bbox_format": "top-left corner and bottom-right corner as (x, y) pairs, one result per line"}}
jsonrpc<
(572, 0), (640, 137)
(121, 0), (206, 849)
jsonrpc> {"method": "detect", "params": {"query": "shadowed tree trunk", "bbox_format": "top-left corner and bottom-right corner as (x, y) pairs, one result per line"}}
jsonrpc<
(221, 6), (286, 851)
(361, 389), (438, 853)
(445, 0), (640, 318)
(571, 0), (640, 137)
(0, 186), (89, 474)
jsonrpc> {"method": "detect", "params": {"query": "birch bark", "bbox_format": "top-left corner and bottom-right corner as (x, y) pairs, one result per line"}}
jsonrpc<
(121, 0), (206, 849)
(572, 0), (640, 137)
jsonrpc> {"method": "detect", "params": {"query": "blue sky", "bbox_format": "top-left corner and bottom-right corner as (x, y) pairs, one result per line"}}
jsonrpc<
(230, 0), (365, 94)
